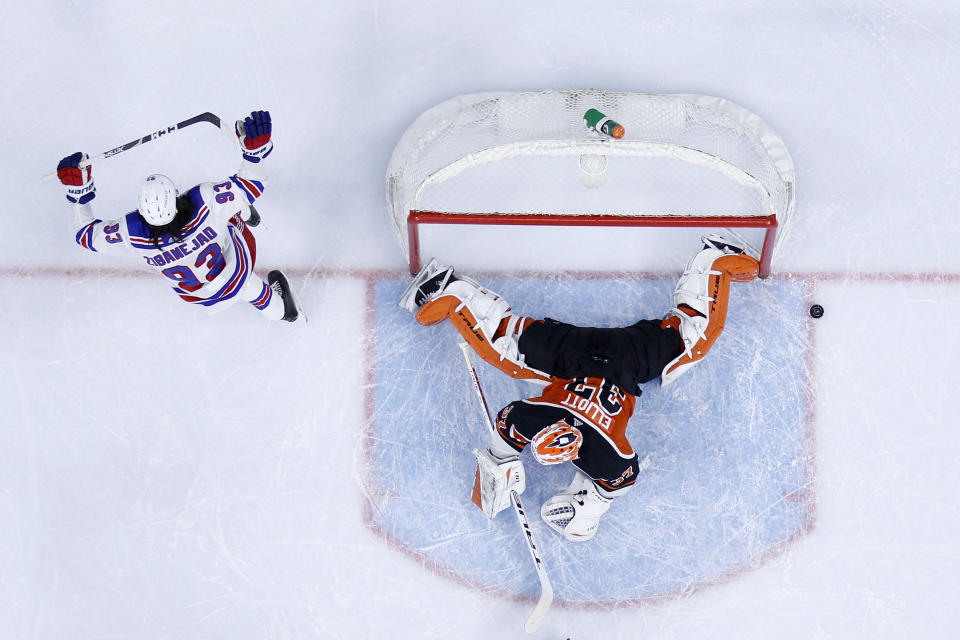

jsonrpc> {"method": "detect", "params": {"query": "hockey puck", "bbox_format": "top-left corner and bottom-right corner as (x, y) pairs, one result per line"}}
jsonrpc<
(809, 304), (824, 318)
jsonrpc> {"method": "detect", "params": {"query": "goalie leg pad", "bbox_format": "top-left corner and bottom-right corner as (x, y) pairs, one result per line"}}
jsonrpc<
(471, 447), (526, 519)
(671, 236), (758, 317)
(660, 236), (759, 386)
(415, 276), (510, 334)
(540, 472), (612, 542)
(415, 274), (551, 383)
(491, 314), (526, 363)
(450, 306), (551, 382)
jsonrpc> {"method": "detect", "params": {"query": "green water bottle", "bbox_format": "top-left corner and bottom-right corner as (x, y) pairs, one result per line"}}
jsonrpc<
(584, 108), (625, 139)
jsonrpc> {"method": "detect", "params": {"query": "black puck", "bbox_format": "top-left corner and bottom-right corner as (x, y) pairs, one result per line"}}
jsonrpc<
(810, 304), (824, 318)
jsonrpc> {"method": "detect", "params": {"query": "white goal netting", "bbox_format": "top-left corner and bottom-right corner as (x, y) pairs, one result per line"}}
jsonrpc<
(386, 90), (795, 274)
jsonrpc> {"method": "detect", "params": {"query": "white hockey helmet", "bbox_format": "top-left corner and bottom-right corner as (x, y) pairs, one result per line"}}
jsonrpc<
(138, 174), (179, 226)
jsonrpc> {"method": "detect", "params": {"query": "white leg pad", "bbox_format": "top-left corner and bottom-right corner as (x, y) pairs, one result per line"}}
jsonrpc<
(442, 277), (512, 342)
(665, 308), (709, 358)
(661, 237), (759, 386)
(491, 314), (525, 362)
(673, 247), (726, 316)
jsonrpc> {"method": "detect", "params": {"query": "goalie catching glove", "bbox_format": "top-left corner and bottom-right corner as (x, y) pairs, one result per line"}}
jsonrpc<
(471, 446), (525, 518)
(540, 472), (612, 542)
(235, 110), (273, 163)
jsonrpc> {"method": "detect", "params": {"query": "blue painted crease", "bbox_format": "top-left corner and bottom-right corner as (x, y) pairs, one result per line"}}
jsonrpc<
(369, 274), (811, 603)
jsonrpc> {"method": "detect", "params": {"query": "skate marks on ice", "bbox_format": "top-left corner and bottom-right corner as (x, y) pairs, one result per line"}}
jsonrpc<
(363, 273), (814, 605)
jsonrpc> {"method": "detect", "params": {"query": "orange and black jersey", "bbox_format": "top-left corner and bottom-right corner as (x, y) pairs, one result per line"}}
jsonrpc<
(489, 315), (681, 493)
(494, 376), (640, 493)
(529, 377), (636, 456)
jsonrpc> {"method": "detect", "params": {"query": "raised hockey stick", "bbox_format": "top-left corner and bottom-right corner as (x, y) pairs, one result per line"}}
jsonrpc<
(458, 341), (553, 634)
(41, 112), (224, 182)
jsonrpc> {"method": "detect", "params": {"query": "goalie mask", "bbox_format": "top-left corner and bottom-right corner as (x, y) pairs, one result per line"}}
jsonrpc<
(531, 419), (583, 465)
(138, 174), (179, 226)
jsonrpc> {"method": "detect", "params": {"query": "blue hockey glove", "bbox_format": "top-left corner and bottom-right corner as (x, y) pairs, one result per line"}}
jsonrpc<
(235, 110), (273, 163)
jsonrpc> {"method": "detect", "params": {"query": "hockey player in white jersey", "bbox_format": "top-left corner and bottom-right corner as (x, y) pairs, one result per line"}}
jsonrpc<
(56, 110), (302, 322)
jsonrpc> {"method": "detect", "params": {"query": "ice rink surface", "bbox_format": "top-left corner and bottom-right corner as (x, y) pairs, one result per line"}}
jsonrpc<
(3, 2), (960, 638)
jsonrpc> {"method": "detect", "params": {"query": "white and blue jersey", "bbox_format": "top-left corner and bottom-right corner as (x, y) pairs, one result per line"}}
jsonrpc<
(73, 164), (270, 310)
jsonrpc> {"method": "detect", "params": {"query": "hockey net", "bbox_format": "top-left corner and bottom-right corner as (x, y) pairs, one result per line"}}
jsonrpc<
(386, 91), (795, 276)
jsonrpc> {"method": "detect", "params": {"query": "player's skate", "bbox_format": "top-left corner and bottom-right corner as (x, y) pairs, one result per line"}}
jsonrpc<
(471, 447), (526, 518)
(268, 270), (304, 322)
(540, 472), (612, 542)
(660, 235), (758, 386)
(246, 205), (261, 228)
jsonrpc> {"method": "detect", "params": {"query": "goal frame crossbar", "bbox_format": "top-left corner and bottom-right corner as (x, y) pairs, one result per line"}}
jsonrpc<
(407, 210), (779, 277)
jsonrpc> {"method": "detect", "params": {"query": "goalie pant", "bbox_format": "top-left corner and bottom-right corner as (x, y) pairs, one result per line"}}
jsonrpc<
(519, 317), (683, 394)
(71, 163), (286, 320)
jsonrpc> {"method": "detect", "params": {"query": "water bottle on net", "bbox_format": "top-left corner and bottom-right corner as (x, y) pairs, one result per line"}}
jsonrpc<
(583, 108), (625, 139)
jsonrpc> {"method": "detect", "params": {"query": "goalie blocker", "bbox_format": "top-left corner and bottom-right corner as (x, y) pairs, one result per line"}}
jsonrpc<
(399, 236), (759, 541)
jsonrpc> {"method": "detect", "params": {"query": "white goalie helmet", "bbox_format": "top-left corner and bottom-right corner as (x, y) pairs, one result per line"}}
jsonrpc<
(138, 174), (179, 226)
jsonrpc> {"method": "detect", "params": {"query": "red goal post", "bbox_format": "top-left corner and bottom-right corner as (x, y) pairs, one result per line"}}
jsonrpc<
(387, 91), (795, 277)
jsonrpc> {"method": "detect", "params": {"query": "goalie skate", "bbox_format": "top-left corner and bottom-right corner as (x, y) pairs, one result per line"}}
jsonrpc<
(660, 235), (758, 386)
(540, 472), (612, 542)
(399, 260), (551, 382)
(397, 258), (455, 315)
(268, 270), (305, 322)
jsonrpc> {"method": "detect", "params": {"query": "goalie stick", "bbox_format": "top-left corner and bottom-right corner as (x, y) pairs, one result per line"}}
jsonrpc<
(41, 112), (224, 182)
(458, 341), (553, 634)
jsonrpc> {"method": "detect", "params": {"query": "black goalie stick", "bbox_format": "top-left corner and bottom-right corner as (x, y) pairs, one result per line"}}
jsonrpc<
(459, 342), (553, 634)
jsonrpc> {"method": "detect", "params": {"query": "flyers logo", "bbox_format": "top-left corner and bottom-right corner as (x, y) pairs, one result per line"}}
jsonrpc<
(531, 420), (583, 465)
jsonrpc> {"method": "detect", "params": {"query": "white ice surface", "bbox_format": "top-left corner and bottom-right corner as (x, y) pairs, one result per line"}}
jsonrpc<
(3, 1), (960, 638)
